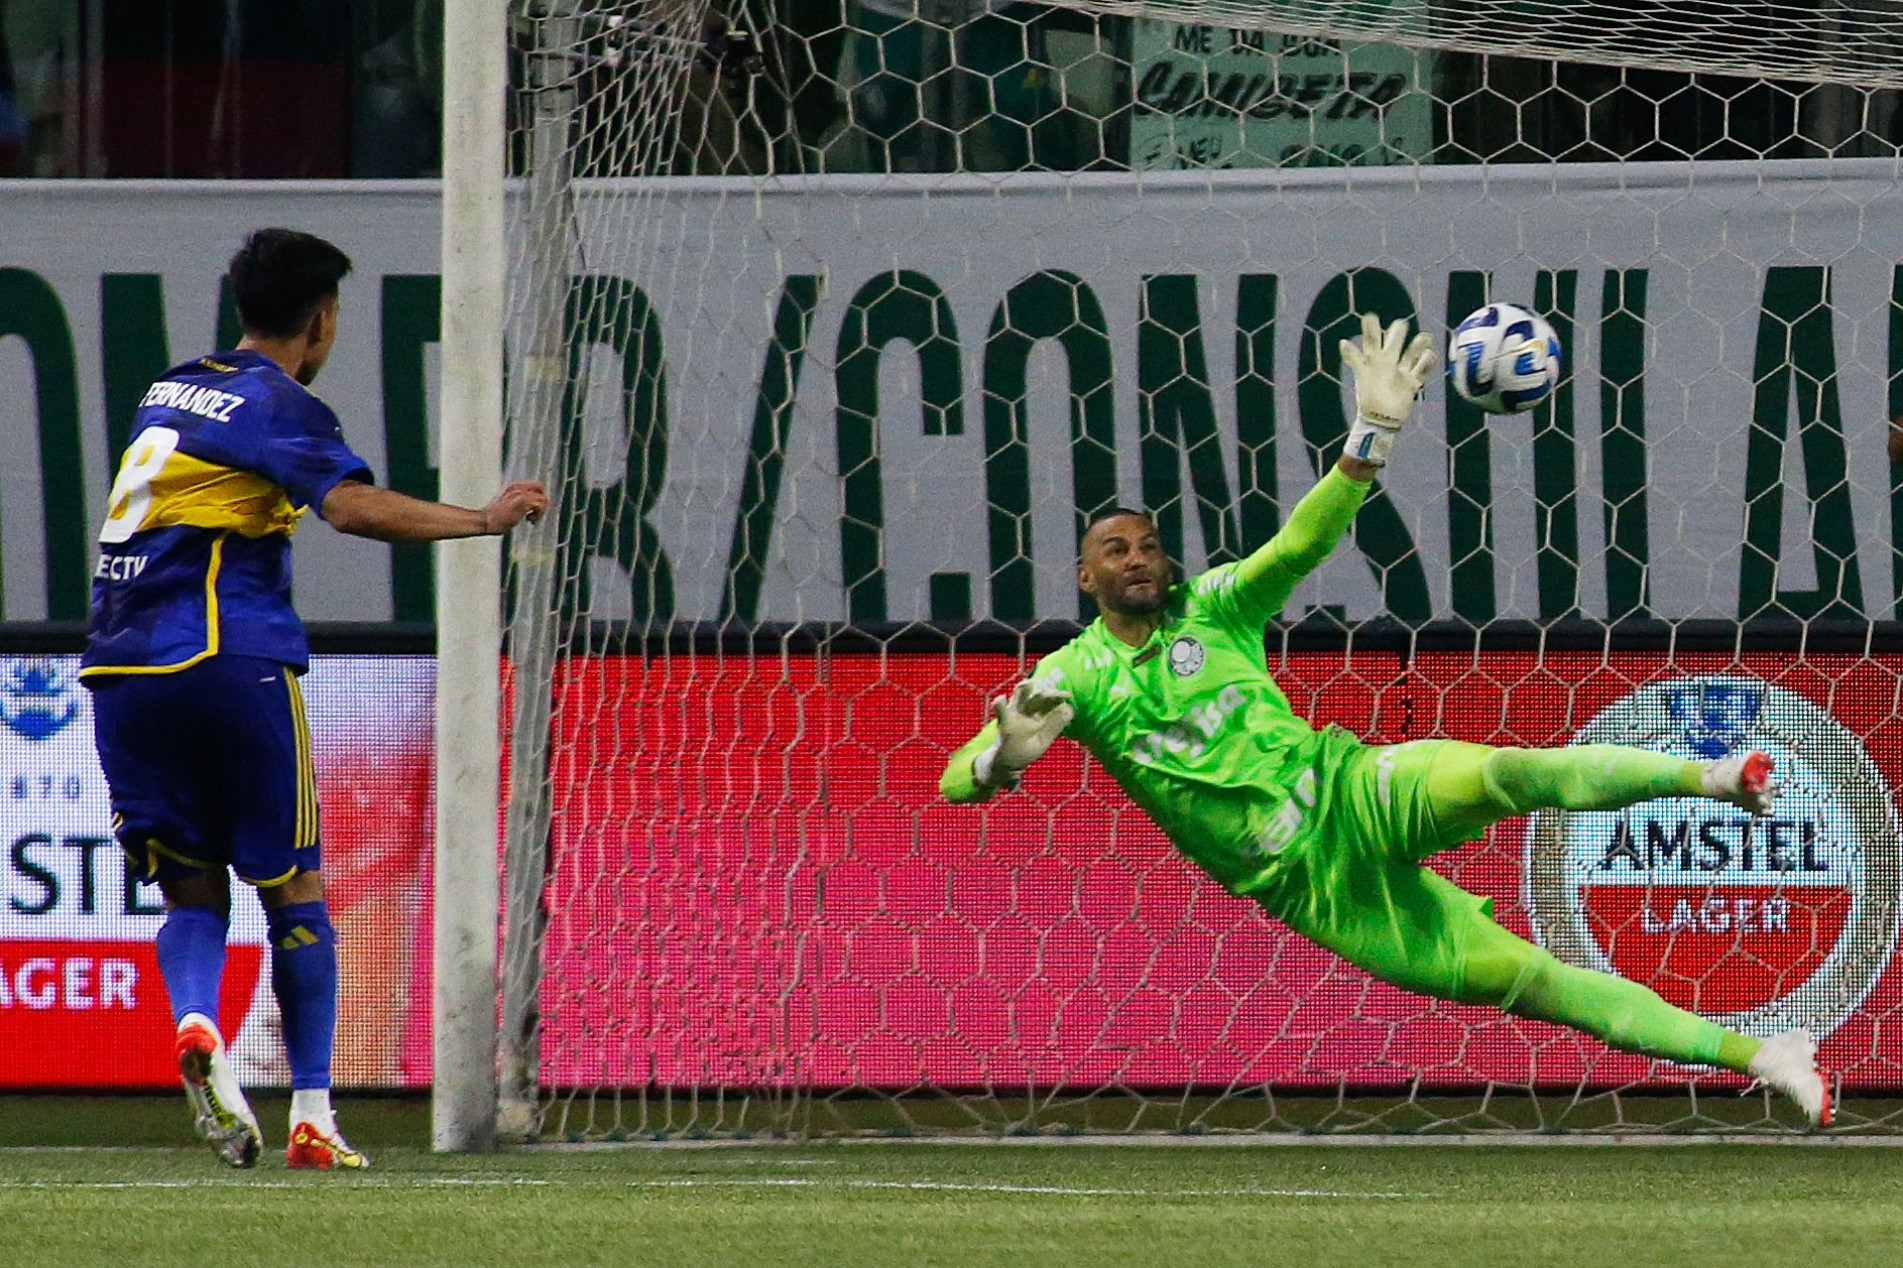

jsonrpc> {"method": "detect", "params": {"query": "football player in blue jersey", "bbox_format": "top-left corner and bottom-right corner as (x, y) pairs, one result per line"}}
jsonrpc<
(83, 228), (549, 1169)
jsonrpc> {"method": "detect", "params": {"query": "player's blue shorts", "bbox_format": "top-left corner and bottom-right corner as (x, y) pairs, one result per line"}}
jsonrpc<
(88, 654), (320, 888)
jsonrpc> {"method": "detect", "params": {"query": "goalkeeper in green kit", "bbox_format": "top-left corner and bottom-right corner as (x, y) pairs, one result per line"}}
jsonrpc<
(940, 313), (1834, 1125)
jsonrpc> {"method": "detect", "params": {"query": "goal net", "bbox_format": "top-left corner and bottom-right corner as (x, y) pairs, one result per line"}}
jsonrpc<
(492, 0), (1903, 1139)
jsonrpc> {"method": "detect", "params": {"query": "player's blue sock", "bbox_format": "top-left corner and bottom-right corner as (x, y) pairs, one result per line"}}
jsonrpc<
(155, 905), (228, 1027)
(267, 901), (337, 1090)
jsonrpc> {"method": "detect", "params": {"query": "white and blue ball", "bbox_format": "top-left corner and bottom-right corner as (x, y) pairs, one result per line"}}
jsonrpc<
(1447, 303), (1563, 414)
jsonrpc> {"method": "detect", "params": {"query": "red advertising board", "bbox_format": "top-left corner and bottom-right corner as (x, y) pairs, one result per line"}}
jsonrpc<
(535, 650), (1903, 1092)
(6, 648), (1901, 1094)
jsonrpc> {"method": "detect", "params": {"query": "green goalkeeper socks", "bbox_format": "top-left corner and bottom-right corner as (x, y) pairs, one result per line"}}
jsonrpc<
(1717, 1030), (1762, 1072)
(1453, 745), (1753, 1074)
(1462, 932), (1758, 1073)
(1437, 746), (1762, 1073)
(1503, 953), (1727, 1067)
(1479, 745), (1703, 814)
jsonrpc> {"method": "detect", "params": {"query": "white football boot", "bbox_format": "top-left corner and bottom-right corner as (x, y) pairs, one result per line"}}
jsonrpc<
(1702, 749), (1778, 815)
(1747, 1029), (1834, 1127)
(175, 1013), (263, 1168)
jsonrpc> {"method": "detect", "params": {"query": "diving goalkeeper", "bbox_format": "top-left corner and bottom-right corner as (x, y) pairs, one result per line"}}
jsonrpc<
(939, 313), (1832, 1125)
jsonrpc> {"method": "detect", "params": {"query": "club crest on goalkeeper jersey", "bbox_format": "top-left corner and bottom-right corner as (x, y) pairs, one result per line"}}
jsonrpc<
(81, 351), (371, 678)
(1026, 563), (1362, 894)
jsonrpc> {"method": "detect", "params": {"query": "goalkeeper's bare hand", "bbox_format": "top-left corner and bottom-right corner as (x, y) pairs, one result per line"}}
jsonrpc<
(974, 680), (1075, 791)
(1339, 312), (1437, 467)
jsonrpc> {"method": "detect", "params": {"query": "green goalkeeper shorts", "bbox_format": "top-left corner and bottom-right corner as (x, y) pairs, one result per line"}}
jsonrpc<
(1239, 734), (1511, 1001)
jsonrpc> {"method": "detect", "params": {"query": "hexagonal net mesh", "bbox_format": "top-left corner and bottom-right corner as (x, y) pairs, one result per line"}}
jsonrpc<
(496, 1), (1903, 1139)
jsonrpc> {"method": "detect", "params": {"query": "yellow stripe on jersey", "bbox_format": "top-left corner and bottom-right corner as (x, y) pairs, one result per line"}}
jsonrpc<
(246, 863), (304, 889)
(78, 531), (228, 679)
(139, 450), (305, 539)
(286, 669), (318, 848)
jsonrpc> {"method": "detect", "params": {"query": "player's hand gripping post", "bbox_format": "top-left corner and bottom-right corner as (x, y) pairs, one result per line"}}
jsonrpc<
(1339, 312), (1437, 472)
(972, 681), (1075, 792)
(321, 478), (549, 542)
(482, 480), (550, 533)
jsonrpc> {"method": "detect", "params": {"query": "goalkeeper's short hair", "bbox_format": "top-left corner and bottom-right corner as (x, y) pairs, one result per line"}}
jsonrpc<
(1082, 506), (1156, 537)
(1080, 507), (1161, 562)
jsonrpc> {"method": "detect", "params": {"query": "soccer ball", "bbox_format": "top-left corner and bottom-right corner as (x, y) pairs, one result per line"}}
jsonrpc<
(1446, 303), (1563, 414)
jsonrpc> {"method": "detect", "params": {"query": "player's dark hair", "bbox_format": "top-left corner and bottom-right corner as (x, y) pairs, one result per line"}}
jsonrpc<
(1079, 507), (1162, 564)
(227, 228), (353, 339)
(1084, 506), (1157, 536)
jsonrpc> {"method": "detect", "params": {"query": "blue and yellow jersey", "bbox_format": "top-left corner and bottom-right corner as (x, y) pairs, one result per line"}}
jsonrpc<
(81, 350), (372, 678)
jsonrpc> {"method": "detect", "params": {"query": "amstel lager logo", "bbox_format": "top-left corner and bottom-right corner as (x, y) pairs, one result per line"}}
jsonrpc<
(1526, 677), (1901, 1039)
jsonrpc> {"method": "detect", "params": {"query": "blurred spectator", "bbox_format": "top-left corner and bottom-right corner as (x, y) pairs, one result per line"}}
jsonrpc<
(352, 0), (442, 176)
(0, 23), (26, 171)
(1, 0), (74, 177)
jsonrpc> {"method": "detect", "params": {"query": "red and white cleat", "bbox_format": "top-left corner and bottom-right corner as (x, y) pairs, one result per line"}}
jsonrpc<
(1703, 749), (1778, 816)
(286, 1118), (370, 1170)
(175, 1015), (262, 1169)
(1747, 1029), (1834, 1128)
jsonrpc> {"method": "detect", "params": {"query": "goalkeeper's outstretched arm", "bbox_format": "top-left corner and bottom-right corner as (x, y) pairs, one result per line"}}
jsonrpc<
(1234, 313), (1436, 617)
(1234, 467), (1371, 618)
(940, 681), (1074, 803)
(940, 722), (1004, 803)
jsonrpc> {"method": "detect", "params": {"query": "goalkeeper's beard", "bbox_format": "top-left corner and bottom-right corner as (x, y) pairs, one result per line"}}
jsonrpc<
(1102, 574), (1169, 617)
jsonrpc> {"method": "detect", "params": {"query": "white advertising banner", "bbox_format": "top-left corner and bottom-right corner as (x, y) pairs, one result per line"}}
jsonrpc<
(0, 654), (434, 1088)
(1128, 23), (1430, 169)
(2, 164), (1901, 626)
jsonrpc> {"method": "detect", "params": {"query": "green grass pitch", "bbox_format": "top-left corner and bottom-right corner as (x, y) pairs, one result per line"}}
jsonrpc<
(4, 1097), (1902, 1267)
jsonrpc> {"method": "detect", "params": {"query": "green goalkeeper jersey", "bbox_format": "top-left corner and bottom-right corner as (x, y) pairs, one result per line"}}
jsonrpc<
(942, 467), (1374, 895)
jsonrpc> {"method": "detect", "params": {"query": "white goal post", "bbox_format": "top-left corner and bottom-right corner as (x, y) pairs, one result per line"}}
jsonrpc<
(434, 0), (508, 1153)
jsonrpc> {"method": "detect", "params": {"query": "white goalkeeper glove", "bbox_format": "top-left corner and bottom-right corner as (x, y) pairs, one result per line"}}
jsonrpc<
(1339, 312), (1438, 467)
(972, 680), (1075, 791)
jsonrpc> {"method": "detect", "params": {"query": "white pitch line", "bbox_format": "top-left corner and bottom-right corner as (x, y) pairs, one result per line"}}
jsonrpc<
(0, 1180), (302, 1190)
(0, 1175), (1417, 1197)
(626, 1177), (1420, 1199)
(0, 1177), (550, 1190)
